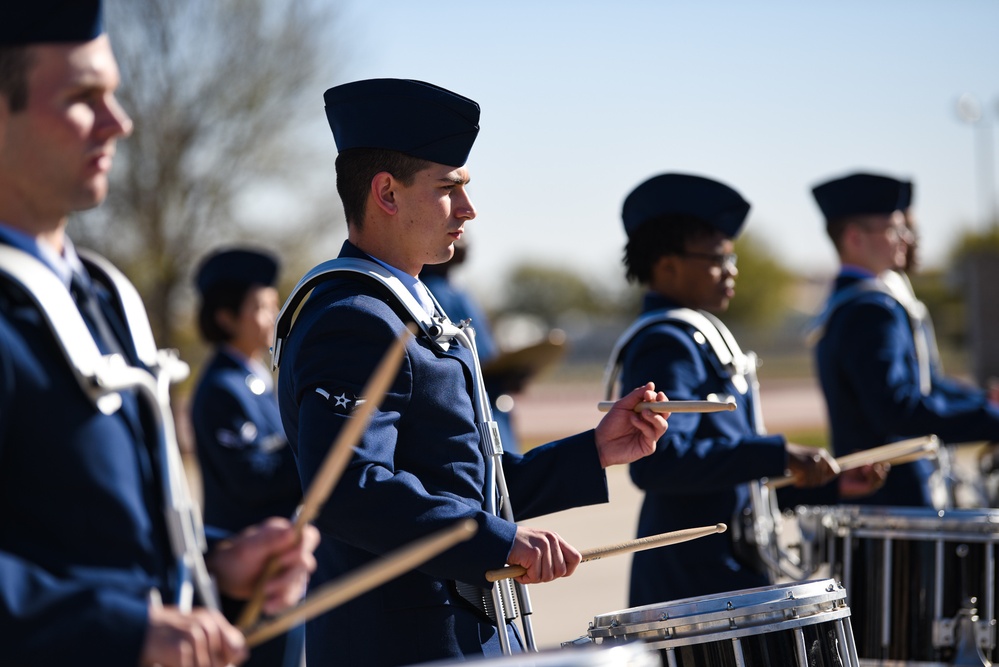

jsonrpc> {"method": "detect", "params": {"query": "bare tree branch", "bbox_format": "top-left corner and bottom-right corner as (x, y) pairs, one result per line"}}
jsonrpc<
(75, 0), (345, 347)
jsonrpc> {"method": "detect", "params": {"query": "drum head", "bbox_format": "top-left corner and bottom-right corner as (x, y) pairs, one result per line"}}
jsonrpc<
(588, 579), (851, 648)
(412, 642), (658, 666)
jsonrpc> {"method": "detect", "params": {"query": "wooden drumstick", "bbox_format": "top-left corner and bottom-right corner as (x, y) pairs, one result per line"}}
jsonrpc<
(484, 523), (727, 583)
(237, 324), (415, 630)
(765, 434), (940, 490)
(597, 400), (737, 414)
(244, 519), (478, 648)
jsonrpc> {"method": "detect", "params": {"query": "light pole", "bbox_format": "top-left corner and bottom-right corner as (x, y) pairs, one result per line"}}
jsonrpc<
(956, 93), (998, 230)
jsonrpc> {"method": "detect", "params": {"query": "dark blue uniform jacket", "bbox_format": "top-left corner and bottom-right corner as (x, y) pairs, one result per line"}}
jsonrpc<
(619, 294), (787, 607)
(192, 348), (301, 531)
(0, 238), (173, 666)
(815, 272), (999, 506)
(277, 242), (610, 667)
(192, 348), (303, 667)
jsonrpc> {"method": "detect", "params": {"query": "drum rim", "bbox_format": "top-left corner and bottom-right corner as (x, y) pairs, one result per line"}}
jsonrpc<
(588, 579), (849, 641)
(823, 504), (999, 535)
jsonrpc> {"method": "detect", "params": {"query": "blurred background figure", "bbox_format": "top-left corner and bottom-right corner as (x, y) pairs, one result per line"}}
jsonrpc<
(192, 248), (304, 667)
(421, 239), (566, 453)
(810, 172), (999, 508)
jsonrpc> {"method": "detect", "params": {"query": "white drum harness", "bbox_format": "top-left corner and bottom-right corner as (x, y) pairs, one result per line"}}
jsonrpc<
(0, 245), (217, 613)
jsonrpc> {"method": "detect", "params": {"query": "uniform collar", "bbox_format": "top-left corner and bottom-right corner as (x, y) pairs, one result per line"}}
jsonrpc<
(837, 264), (877, 280)
(340, 240), (436, 316)
(0, 222), (85, 288)
(641, 291), (684, 314)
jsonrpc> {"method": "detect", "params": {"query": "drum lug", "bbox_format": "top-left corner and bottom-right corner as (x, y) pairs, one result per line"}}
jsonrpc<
(933, 618), (956, 648)
(975, 618), (996, 650)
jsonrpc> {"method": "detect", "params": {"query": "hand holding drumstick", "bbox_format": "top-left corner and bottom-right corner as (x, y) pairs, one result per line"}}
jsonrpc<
(487, 523), (728, 583)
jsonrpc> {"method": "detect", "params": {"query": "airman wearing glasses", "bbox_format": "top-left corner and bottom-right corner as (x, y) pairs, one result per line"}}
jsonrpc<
(603, 173), (840, 606)
(811, 172), (999, 508)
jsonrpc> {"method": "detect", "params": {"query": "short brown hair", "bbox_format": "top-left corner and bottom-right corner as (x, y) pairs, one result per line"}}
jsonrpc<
(0, 46), (34, 112)
(335, 148), (431, 228)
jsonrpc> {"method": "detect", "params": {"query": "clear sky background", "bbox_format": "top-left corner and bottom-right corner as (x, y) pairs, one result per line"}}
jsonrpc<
(323, 0), (999, 304)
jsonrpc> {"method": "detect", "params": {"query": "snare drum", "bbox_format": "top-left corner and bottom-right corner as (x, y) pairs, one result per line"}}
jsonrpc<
(584, 579), (859, 666)
(825, 505), (999, 664)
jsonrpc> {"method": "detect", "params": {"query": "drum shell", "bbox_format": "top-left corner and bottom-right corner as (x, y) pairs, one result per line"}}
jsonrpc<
(586, 579), (859, 666)
(825, 505), (999, 663)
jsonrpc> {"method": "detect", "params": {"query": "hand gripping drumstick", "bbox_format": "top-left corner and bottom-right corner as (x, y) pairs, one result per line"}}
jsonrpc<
(765, 434), (940, 490)
(597, 400), (737, 414)
(484, 523), (727, 583)
(237, 324), (416, 630)
(244, 519), (478, 648)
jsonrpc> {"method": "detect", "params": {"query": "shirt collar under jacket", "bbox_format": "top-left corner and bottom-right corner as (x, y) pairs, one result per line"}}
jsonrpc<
(0, 222), (84, 288)
(366, 254), (436, 316)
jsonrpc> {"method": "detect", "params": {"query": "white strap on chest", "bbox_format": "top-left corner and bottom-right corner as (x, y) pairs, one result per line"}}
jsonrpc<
(77, 248), (161, 370)
(0, 245), (125, 414)
(602, 307), (749, 397)
(0, 244), (214, 611)
(602, 306), (765, 434)
(807, 272), (932, 396)
(272, 257), (462, 371)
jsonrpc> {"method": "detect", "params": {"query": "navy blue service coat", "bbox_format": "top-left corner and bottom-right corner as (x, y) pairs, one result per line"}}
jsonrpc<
(815, 272), (999, 506)
(192, 348), (301, 532)
(192, 348), (303, 667)
(278, 242), (610, 667)
(0, 239), (175, 666)
(619, 294), (787, 607)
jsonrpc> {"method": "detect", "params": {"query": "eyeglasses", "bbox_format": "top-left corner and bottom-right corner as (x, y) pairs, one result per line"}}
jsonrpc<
(678, 252), (738, 269)
(860, 224), (915, 245)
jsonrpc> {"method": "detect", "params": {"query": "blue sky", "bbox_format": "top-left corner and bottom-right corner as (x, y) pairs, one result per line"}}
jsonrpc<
(325, 1), (999, 302)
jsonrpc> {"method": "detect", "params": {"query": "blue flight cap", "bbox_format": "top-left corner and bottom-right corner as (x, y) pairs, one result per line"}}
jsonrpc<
(811, 172), (909, 221)
(0, 0), (103, 45)
(323, 78), (480, 167)
(196, 249), (279, 295)
(900, 179), (914, 210)
(622, 173), (751, 238)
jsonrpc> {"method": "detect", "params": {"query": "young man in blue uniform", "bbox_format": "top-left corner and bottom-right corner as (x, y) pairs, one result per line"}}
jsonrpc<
(0, 5), (318, 666)
(276, 78), (669, 666)
(811, 171), (999, 507)
(606, 173), (841, 606)
(193, 248), (304, 667)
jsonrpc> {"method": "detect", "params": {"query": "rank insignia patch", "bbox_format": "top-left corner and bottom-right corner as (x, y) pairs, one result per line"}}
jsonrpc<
(315, 386), (361, 415)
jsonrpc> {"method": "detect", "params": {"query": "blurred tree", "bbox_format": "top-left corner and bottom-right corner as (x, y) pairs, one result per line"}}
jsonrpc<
(948, 226), (999, 385)
(724, 231), (794, 329)
(500, 231), (796, 331)
(74, 0), (344, 349)
(500, 264), (611, 327)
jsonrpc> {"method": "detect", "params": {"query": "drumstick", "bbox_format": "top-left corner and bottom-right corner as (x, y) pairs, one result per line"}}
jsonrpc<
(244, 519), (478, 648)
(765, 434), (940, 490)
(597, 400), (737, 414)
(237, 324), (415, 630)
(484, 523), (727, 583)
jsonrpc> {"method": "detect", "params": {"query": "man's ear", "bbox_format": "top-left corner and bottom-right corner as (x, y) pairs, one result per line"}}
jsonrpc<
(370, 171), (398, 216)
(215, 308), (237, 338)
(654, 254), (678, 279)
